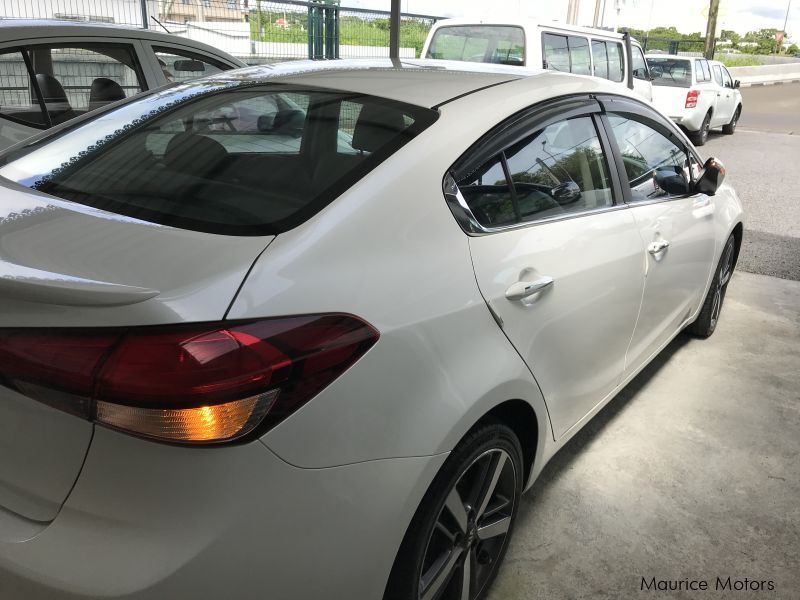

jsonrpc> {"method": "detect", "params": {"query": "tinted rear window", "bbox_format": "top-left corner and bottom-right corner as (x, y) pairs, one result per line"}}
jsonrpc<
(0, 81), (437, 236)
(646, 58), (692, 87)
(427, 26), (525, 65)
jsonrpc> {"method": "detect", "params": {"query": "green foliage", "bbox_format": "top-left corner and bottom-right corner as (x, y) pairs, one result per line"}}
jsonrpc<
(248, 9), (432, 57)
(787, 43), (799, 55)
(717, 55), (762, 67)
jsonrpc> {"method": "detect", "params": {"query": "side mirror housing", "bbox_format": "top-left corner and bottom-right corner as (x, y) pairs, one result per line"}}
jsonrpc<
(654, 167), (690, 196)
(734, 79), (741, 89)
(694, 157), (726, 196)
(551, 181), (582, 204)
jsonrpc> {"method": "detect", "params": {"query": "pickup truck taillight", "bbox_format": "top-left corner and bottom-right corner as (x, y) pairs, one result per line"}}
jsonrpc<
(685, 89), (700, 108)
(0, 315), (378, 445)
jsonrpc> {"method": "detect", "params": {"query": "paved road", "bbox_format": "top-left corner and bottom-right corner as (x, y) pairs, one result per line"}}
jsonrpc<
(738, 82), (800, 133)
(701, 82), (800, 281)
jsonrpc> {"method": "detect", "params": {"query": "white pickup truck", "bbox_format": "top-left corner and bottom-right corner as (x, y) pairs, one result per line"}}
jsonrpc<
(646, 54), (743, 146)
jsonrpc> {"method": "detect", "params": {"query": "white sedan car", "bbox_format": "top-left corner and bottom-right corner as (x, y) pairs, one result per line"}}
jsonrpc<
(0, 60), (743, 600)
(646, 54), (743, 145)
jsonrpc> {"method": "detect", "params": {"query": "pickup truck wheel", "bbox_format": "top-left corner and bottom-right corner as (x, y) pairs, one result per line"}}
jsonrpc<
(722, 106), (740, 135)
(691, 112), (711, 146)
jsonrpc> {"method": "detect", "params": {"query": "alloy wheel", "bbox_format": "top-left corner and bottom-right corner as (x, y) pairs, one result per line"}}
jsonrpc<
(418, 449), (517, 600)
(710, 238), (735, 329)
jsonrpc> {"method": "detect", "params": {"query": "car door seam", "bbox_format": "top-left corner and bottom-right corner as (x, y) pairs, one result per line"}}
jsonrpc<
(222, 236), (278, 320)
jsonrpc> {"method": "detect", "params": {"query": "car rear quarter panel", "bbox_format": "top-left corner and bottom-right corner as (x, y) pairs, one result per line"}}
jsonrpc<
(225, 81), (601, 470)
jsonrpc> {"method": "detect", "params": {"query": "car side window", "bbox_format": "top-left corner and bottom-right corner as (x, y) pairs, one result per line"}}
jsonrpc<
(458, 116), (613, 227)
(542, 33), (590, 75)
(27, 43), (145, 123)
(712, 65), (723, 86)
(154, 47), (230, 83)
(631, 46), (649, 80)
(0, 49), (47, 128)
(721, 67), (734, 88)
(591, 40), (624, 82)
(606, 114), (691, 202)
(695, 59), (711, 83)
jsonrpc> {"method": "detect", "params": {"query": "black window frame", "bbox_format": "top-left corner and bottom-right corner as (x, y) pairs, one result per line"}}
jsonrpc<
(594, 94), (702, 206)
(445, 95), (627, 235)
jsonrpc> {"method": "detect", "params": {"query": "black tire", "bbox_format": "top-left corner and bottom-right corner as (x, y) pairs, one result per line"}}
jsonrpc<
(722, 106), (741, 135)
(691, 111), (712, 146)
(688, 235), (736, 338)
(385, 422), (524, 600)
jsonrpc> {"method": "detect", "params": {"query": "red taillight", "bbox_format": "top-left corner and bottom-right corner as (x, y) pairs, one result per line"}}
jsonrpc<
(685, 89), (700, 108)
(0, 315), (378, 444)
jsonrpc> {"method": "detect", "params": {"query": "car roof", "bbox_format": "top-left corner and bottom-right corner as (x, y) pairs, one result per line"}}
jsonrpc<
(645, 54), (700, 61)
(0, 19), (246, 65)
(207, 58), (637, 108)
(430, 17), (639, 43)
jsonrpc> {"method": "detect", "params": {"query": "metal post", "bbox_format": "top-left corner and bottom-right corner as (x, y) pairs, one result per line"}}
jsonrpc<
(140, 0), (149, 29)
(390, 0), (401, 61)
(308, 6), (314, 59)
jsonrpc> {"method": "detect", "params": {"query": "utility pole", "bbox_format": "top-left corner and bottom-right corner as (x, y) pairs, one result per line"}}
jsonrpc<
(704, 0), (720, 59)
(566, 0), (580, 25)
(389, 0), (400, 61)
(593, 0), (602, 27)
(781, 0), (792, 53)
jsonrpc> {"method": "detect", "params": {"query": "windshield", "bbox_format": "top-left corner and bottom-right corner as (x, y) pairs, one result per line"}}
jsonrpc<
(427, 26), (525, 65)
(0, 79), (437, 236)
(646, 58), (692, 87)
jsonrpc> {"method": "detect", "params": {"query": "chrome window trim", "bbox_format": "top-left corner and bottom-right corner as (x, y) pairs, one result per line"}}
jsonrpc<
(443, 172), (629, 236)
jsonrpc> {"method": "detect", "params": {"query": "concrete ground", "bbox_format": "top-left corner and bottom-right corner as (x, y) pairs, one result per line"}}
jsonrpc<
(703, 82), (800, 282)
(489, 271), (800, 600)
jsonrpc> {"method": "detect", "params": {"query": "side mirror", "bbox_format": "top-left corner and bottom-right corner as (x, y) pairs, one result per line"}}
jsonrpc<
(551, 181), (582, 204)
(734, 79), (741, 89)
(654, 167), (690, 196)
(173, 59), (205, 72)
(694, 157), (726, 196)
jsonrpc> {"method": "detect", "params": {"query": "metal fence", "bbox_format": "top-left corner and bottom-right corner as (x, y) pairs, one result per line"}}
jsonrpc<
(0, 0), (442, 63)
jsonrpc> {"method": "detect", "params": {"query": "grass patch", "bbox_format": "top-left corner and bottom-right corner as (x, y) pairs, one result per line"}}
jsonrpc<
(716, 56), (763, 67)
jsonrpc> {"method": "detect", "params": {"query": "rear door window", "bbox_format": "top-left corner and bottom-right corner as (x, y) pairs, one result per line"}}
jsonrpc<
(27, 43), (145, 123)
(591, 40), (624, 82)
(695, 59), (712, 82)
(0, 49), (46, 128)
(0, 83), (437, 236)
(457, 116), (613, 227)
(543, 33), (591, 75)
(426, 26), (525, 65)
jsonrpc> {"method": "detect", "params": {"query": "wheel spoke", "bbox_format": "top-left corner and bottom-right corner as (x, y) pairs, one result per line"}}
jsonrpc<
(420, 547), (463, 600)
(475, 452), (507, 519)
(444, 487), (468, 534)
(477, 515), (511, 541)
(460, 550), (473, 600)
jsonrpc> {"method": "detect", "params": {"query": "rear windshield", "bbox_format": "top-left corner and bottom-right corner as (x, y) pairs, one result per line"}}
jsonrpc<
(646, 58), (692, 87)
(0, 80), (437, 236)
(427, 26), (525, 66)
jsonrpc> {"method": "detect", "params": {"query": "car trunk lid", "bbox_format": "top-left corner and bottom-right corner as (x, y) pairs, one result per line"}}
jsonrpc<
(0, 180), (272, 521)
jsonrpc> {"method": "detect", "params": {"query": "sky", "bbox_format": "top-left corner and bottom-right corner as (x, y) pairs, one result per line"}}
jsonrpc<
(347, 0), (799, 40)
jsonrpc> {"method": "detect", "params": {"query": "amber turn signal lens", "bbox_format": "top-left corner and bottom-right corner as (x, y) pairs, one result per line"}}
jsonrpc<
(95, 390), (278, 443)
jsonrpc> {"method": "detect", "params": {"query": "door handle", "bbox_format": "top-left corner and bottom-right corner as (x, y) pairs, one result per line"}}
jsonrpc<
(647, 240), (670, 255)
(505, 276), (554, 301)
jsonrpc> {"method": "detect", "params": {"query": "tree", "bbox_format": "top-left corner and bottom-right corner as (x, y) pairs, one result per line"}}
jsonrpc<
(788, 43), (799, 55)
(720, 30), (741, 47)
